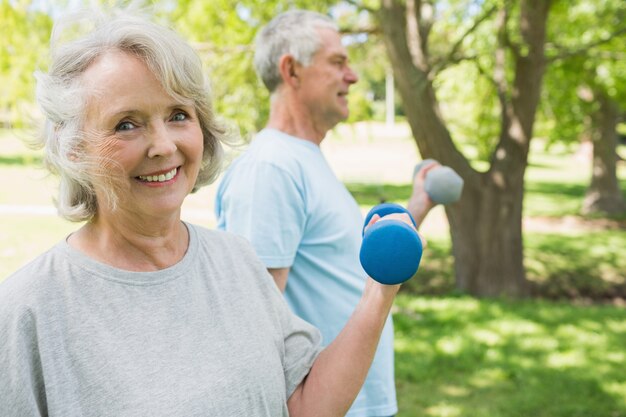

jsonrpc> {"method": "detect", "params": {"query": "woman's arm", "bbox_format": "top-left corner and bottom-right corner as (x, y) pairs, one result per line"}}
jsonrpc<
(287, 278), (400, 417)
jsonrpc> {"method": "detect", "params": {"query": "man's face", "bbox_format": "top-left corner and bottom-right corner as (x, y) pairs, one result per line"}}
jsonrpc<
(297, 28), (359, 130)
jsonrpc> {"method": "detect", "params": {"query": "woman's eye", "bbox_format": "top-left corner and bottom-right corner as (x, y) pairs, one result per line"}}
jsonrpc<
(116, 121), (135, 131)
(172, 112), (187, 122)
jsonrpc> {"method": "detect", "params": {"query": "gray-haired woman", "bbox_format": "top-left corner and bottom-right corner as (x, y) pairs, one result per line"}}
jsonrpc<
(0, 7), (410, 417)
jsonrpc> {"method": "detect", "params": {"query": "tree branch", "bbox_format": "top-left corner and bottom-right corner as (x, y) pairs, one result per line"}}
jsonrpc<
(431, 4), (498, 75)
(405, 0), (429, 71)
(419, 0), (435, 51)
(473, 57), (499, 90)
(339, 26), (381, 36)
(191, 43), (252, 54)
(493, 5), (509, 107)
(546, 26), (626, 62)
(344, 0), (375, 14)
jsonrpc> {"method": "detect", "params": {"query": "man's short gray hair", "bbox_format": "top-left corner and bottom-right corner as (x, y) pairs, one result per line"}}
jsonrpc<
(33, 7), (228, 222)
(253, 10), (338, 93)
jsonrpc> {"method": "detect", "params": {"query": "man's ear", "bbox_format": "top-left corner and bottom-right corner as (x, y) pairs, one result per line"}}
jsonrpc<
(278, 55), (300, 88)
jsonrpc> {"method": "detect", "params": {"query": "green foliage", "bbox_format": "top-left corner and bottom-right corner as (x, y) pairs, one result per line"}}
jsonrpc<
(335, 4), (391, 123)
(0, 0), (347, 136)
(419, 0), (505, 162)
(168, 0), (265, 137)
(393, 295), (626, 417)
(346, 81), (374, 122)
(436, 62), (500, 161)
(1, 0), (623, 152)
(538, 0), (626, 146)
(344, 38), (389, 123)
(537, 59), (590, 144)
(0, 0), (52, 127)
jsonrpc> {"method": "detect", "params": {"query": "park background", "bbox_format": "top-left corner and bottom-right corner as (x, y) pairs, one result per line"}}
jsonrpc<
(1, 0), (625, 416)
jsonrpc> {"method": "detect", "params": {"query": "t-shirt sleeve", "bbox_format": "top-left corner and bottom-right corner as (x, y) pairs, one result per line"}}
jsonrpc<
(221, 231), (322, 400)
(216, 161), (306, 268)
(263, 270), (322, 398)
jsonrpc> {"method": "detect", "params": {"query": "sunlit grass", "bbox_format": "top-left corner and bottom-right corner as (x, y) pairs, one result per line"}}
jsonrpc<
(394, 296), (626, 417)
(0, 214), (78, 279)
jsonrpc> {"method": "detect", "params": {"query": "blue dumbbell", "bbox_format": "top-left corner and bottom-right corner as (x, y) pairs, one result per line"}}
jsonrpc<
(359, 203), (423, 285)
(414, 159), (464, 204)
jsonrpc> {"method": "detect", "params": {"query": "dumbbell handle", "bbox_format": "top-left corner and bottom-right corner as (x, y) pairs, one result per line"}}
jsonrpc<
(360, 203), (423, 285)
(414, 159), (464, 204)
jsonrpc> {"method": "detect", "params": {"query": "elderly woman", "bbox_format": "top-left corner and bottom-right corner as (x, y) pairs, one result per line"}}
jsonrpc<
(0, 8), (412, 417)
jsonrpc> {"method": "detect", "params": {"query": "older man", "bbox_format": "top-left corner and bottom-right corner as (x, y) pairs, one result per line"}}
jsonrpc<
(216, 10), (436, 417)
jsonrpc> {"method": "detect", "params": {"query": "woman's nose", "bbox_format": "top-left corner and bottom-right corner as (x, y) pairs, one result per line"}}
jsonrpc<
(147, 123), (177, 158)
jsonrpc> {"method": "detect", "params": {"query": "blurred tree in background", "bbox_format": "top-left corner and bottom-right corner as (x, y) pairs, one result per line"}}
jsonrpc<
(336, 0), (625, 297)
(538, 0), (626, 215)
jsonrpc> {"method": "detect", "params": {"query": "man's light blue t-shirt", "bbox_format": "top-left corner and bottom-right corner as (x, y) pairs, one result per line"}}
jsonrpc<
(215, 129), (397, 417)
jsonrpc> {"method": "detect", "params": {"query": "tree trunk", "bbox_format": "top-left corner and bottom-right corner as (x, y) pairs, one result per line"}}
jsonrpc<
(582, 93), (626, 215)
(376, 0), (551, 297)
(446, 177), (527, 296)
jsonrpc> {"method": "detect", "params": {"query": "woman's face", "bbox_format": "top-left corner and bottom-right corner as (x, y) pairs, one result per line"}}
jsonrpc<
(80, 50), (204, 221)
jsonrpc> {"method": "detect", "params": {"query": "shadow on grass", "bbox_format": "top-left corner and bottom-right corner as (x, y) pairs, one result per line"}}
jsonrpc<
(394, 296), (626, 417)
(0, 155), (42, 166)
(525, 232), (626, 300)
(398, 232), (626, 300)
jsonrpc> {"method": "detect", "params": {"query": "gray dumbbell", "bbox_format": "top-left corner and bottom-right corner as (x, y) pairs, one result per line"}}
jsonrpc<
(413, 159), (464, 204)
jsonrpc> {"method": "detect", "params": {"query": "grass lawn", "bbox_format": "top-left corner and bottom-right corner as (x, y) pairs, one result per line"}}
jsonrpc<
(0, 214), (77, 277)
(393, 295), (626, 417)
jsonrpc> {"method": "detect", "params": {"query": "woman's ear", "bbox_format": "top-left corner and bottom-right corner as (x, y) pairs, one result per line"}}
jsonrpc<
(278, 54), (300, 88)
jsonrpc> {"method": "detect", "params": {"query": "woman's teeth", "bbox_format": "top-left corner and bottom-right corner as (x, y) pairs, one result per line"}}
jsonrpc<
(138, 167), (177, 182)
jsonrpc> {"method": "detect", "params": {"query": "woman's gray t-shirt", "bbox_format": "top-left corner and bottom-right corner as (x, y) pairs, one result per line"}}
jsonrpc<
(0, 224), (321, 416)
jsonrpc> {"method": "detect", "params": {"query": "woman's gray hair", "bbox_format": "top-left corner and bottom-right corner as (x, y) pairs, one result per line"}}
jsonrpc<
(253, 10), (338, 93)
(34, 7), (228, 222)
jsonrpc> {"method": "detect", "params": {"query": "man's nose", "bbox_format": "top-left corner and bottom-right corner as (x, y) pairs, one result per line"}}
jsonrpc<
(345, 64), (359, 84)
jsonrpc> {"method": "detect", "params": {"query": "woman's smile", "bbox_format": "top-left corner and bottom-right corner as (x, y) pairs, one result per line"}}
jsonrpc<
(136, 166), (180, 184)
